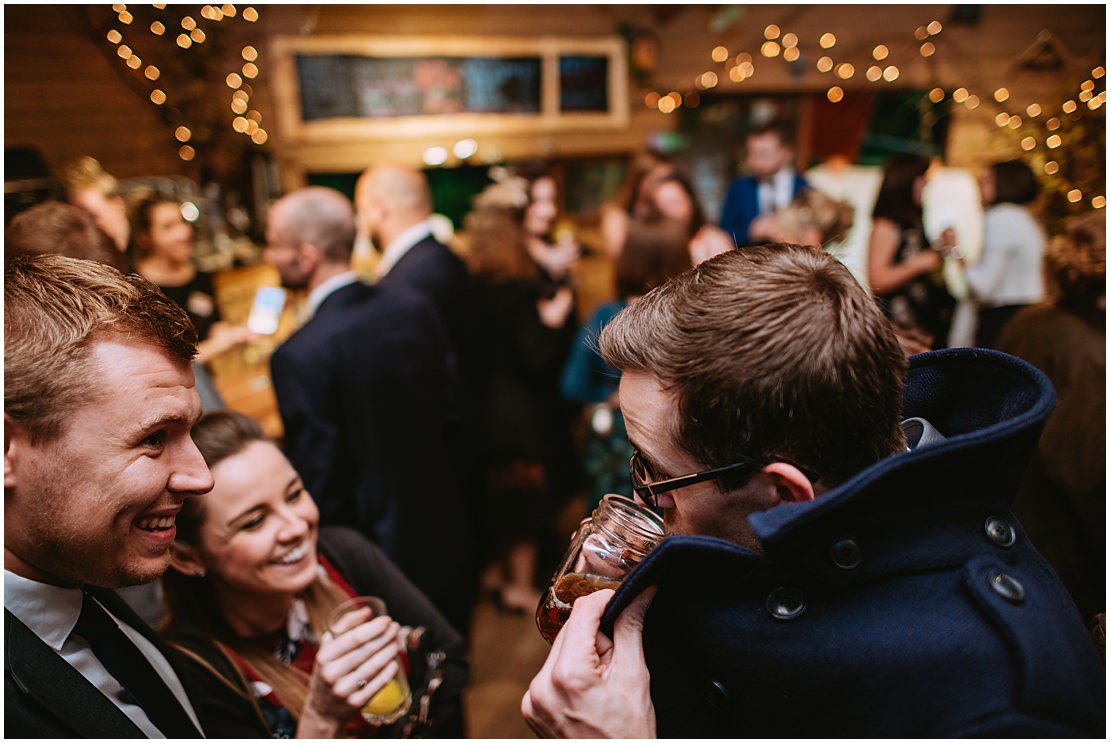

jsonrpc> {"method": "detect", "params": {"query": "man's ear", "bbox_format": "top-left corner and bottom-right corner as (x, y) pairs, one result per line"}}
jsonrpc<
(296, 241), (322, 272)
(762, 462), (816, 504)
(5, 415), (26, 490)
(169, 541), (207, 578)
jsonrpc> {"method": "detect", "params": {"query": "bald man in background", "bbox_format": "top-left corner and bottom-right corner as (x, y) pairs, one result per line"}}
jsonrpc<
(264, 186), (476, 637)
(355, 165), (476, 376)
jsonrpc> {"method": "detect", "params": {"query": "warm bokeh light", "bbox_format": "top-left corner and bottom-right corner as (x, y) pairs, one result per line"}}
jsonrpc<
(819, 32), (836, 48)
(251, 129), (268, 145)
(927, 20), (943, 35)
(1067, 189), (1082, 203)
(1046, 117), (1061, 130)
(1044, 161), (1059, 175)
(1021, 137), (1036, 151)
(1093, 66), (1106, 79)
(761, 41), (781, 58)
(836, 63), (854, 79)
(817, 56), (833, 73)
(644, 91), (661, 107)
(965, 95), (980, 109)
(226, 73), (243, 88)
(994, 88), (1009, 103)
(1062, 100), (1077, 114)
(1026, 103), (1041, 117)
(150, 89), (166, 105)
(920, 42), (936, 57)
(866, 65), (882, 82)
(118, 11), (133, 24)
(126, 55), (142, 69)
(952, 87), (968, 103)
(175, 126), (191, 142)
(700, 71), (718, 88)
(1092, 195), (1106, 209)
(243, 62), (259, 78)
(177, 34), (192, 49)
(782, 33), (798, 48)
(145, 65), (159, 80)
(1081, 79), (1095, 91)
(882, 65), (899, 82)
(242, 45), (258, 61)
(872, 45), (888, 61)
(150, 21), (165, 35)
(232, 116), (249, 133)
(914, 25), (929, 41)
(181, 16), (196, 31)
(1046, 134), (1062, 148)
(1007, 115), (1022, 129)
(764, 24), (780, 40)
(827, 86), (844, 103)
(243, 7), (259, 22)
(929, 88), (945, 103)
(117, 45), (131, 59)
(784, 47), (800, 62)
(178, 145), (195, 162)
(657, 96), (676, 114)
(222, 4), (237, 17)
(1079, 90), (1093, 103)
(231, 99), (247, 114)
(107, 29), (122, 43)
(995, 112), (1010, 127)
(711, 45), (728, 63)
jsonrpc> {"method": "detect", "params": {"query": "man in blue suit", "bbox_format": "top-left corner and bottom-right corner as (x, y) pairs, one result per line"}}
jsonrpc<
(718, 121), (808, 247)
(522, 245), (1104, 737)
(265, 187), (475, 635)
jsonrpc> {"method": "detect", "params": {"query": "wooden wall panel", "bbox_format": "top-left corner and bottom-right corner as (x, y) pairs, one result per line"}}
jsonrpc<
(4, 6), (184, 180)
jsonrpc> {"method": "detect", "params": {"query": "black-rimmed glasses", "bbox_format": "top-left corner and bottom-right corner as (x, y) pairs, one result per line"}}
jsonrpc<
(629, 449), (817, 509)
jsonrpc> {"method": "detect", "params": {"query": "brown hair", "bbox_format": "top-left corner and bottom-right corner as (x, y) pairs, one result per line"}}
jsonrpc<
(1045, 210), (1105, 319)
(615, 216), (692, 299)
(779, 188), (856, 247)
(5, 201), (128, 272)
(464, 175), (543, 283)
(5, 253), (197, 444)
(130, 192), (185, 261)
(162, 410), (350, 725)
(599, 244), (907, 487)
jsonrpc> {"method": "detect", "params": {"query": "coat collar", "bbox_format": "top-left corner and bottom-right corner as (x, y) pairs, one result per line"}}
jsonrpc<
(750, 348), (1055, 556)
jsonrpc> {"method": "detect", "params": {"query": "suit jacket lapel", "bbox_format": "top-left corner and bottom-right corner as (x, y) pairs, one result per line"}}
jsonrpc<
(5, 609), (147, 738)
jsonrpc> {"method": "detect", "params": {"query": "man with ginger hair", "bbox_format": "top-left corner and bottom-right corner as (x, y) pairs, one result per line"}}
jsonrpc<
(522, 244), (1104, 737)
(4, 254), (268, 737)
(264, 186), (475, 637)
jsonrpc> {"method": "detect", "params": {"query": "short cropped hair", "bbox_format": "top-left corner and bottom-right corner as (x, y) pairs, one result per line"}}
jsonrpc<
(990, 159), (1040, 205)
(5, 201), (128, 272)
(599, 244), (907, 486)
(748, 120), (794, 147)
(270, 187), (357, 264)
(5, 254), (197, 443)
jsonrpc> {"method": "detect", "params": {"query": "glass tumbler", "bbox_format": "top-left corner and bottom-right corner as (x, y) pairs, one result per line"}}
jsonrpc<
(326, 595), (412, 725)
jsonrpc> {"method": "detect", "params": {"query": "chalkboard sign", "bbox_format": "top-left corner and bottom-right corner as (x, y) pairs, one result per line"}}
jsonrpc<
(296, 54), (542, 121)
(559, 55), (609, 112)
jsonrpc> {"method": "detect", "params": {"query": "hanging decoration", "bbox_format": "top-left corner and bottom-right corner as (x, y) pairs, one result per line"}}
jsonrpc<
(93, 4), (266, 168)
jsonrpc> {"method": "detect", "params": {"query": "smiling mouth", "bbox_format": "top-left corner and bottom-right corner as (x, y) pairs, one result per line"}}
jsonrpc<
(273, 540), (310, 565)
(136, 515), (176, 532)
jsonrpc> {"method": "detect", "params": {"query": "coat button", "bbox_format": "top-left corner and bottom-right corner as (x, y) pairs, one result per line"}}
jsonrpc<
(702, 678), (731, 712)
(989, 571), (1026, 604)
(830, 537), (862, 569)
(766, 586), (807, 620)
(984, 517), (1016, 547)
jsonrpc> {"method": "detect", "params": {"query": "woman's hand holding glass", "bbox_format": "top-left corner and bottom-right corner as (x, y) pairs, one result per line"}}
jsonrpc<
(300, 598), (406, 735)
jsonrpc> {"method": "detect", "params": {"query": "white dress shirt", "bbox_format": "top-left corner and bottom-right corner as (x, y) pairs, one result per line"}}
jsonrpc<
(374, 220), (434, 280)
(4, 570), (205, 738)
(758, 167), (797, 215)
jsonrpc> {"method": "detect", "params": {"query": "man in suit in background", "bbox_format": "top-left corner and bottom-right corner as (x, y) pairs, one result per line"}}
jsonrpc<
(355, 164), (476, 372)
(264, 186), (476, 636)
(718, 121), (808, 247)
(3, 254), (247, 737)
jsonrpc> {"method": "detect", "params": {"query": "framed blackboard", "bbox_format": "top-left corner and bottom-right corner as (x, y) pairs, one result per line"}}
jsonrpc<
(272, 36), (627, 141)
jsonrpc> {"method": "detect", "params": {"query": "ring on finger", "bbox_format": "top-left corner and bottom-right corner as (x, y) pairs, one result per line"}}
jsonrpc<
(356, 678), (369, 689)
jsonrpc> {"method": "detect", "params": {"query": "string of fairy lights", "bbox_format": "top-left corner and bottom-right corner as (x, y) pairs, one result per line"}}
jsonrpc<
(646, 17), (1106, 210)
(103, 4), (266, 162)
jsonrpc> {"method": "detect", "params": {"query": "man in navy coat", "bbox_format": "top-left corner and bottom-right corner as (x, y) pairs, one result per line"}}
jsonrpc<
(265, 187), (475, 635)
(718, 121), (808, 247)
(522, 245), (1104, 737)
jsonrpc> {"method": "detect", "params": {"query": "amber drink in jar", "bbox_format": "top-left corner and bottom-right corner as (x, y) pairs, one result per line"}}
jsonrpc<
(536, 494), (666, 643)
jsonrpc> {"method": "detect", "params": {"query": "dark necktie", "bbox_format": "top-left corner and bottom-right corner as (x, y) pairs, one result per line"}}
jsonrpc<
(74, 593), (202, 738)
